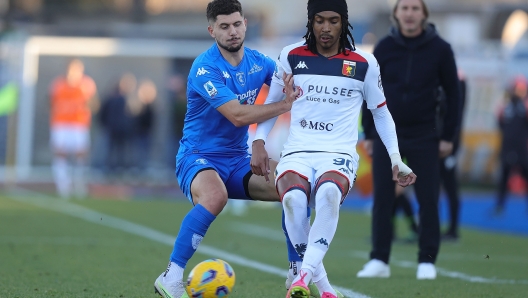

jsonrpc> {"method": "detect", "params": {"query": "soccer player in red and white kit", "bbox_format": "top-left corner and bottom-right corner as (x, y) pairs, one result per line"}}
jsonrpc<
(251, 0), (417, 297)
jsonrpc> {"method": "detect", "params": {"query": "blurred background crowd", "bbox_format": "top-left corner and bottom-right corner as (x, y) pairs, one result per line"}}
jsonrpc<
(0, 0), (528, 214)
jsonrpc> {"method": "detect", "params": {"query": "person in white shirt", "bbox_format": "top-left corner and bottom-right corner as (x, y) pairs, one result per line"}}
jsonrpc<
(251, 0), (417, 297)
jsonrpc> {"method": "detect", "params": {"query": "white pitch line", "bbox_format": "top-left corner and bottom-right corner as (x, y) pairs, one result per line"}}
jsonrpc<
(234, 222), (528, 285)
(6, 189), (370, 298)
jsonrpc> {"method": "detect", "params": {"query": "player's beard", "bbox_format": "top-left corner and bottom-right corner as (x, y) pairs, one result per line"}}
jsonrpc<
(217, 38), (244, 53)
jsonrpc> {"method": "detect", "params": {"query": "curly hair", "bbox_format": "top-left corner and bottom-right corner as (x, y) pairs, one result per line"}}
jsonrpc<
(206, 0), (243, 23)
(303, 0), (356, 55)
(303, 3), (356, 55)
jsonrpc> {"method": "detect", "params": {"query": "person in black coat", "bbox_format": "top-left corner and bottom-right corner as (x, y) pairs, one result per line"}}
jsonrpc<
(99, 74), (136, 174)
(439, 73), (467, 241)
(357, 0), (460, 280)
(495, 76), (528, 215)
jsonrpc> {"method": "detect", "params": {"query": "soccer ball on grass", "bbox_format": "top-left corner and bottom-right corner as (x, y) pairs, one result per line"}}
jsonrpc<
(186, 259), (236, 297)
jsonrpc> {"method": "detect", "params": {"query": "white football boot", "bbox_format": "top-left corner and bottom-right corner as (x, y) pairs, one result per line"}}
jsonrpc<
(416, 263), (437, 280)
(154, 273), (189, 298)
(356, 259), (391, 278)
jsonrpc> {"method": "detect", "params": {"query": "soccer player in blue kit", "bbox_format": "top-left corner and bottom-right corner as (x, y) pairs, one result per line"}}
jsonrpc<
(153, 1), (317, 297)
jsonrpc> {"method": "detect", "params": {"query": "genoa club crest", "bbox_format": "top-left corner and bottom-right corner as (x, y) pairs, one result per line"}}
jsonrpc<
(342, 60), (356, 77)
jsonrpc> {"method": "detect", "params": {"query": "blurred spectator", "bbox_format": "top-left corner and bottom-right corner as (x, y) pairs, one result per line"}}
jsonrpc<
(49, 59), (98, 198)
(99, 73), (136, 175)
(170, 75), (187, 165)
(495, 75), (528, 215)
(134, 79), (157, 171)
(439, 71), (467, 241)
(358, 0), (460, 279)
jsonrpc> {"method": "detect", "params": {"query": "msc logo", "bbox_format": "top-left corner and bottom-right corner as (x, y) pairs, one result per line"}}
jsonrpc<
(300, 119), (334, 131)
(196, 67), (209, 76)
(295, 61), (308, 69)
(223, 71), (231, 79)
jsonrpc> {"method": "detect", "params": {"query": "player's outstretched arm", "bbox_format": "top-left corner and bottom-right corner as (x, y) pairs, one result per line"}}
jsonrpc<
(217, 73), (299, 127)
(251, 77), (289, 181)
(251, 139), (271, 182)
(371, 105), (417, 187)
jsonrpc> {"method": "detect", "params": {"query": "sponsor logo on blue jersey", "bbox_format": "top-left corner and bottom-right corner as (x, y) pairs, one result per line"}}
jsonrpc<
(237, 88), (258, 105)
(248, 63), (263, 75)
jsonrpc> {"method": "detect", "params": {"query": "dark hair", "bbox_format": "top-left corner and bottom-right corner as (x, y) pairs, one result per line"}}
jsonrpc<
(392, 0), (429, 29)
(206, 0), (243, 23)
(303, 12), (356, 54)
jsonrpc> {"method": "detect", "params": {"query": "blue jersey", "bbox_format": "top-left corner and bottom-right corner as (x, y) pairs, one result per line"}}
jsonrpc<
(179, 43), (276, 156)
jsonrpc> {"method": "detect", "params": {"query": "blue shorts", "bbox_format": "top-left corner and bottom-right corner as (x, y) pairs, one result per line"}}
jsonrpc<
(176, 152), (253, 203)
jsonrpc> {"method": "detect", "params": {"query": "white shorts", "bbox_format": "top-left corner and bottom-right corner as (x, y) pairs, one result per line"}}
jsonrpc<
(275, 151), (358, 207)
(50, 125), (90, 153)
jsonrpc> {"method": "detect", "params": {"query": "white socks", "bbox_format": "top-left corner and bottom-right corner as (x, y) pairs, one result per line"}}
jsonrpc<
(284, 183), (341, 296)
(164, 261), (185, 282)
(313, 265), (335, 294)
(282, 189), (310, 259)
(52, 157), (71, 198)
(73, 158), (87, 198)
(298, 182), (341, 296)
(301, 183), (341, 272)
(289, 261), (302, 278)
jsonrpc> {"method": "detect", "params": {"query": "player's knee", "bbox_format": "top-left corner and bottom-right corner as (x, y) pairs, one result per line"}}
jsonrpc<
(194, 190), (228, 216)
(316, 183), (341, 214)
(282, 189), (307, 218)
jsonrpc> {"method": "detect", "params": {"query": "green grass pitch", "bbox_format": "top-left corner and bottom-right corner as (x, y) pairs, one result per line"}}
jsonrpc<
(1, 191), (527, 297)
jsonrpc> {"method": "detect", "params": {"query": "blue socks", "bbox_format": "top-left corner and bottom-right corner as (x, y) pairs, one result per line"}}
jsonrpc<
(170, 204), (216, 268)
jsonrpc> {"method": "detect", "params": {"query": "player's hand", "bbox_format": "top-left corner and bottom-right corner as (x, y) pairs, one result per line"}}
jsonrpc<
(392, 165), (417, 187)
(250, 139), (271, 182)
(439, 140), (453, 158)
(390, 153), (417, 187)
(282, 72), (300, 107)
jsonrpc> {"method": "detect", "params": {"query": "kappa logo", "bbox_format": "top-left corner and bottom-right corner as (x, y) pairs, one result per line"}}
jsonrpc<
(315, 238), (329, 247)
(223, 71), (231, 79)
(295, 61), (308, 69)
(196, 67), (209, 76)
